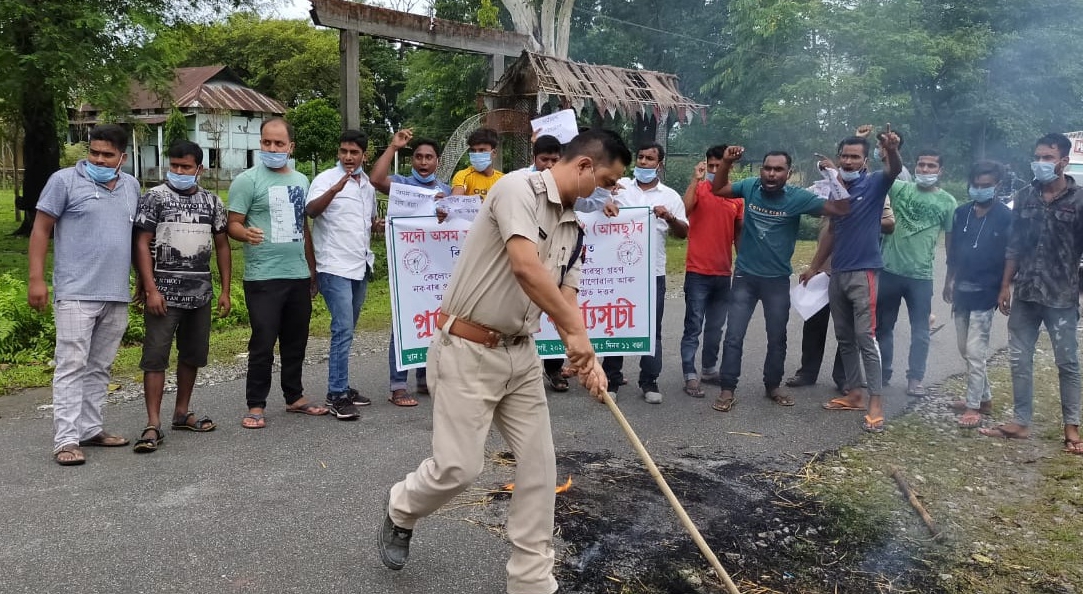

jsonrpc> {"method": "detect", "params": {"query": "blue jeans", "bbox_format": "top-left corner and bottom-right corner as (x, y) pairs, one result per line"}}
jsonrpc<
(603, 275), (665, 389)
(679, 272), (731, 379)
(875, 270), (933, 383)
(318, 272), (368, 396)
(1007, 299), (1081, 427)
(389, 332), (427, 392)
(719, 274), (791, 391)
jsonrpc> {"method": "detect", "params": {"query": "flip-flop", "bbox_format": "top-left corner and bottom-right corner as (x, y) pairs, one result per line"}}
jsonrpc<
(54, 445), (86, 466)
(978, 425), (1029, 440)
(711, 394), (736, 412)
(389, 390), (419, 407)
(767, 389), (795, 407)
(544, 371), (570, 393)
(79, 432), (130, 447)
(286, 402), (329, 416)
(241, 413), (266, 429)
(171, 411), (217, 432)
(906, 385), (928, 397)
(862, 415), (885, 433)
(957, 413), (982, 429)
(1063, 439), (1083, 455)
(822, 398), (866, 411)
(683, 379), (705, 398)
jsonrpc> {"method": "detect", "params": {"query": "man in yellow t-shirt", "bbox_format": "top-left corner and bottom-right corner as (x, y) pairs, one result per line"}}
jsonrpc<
(451, 127), (503, 199)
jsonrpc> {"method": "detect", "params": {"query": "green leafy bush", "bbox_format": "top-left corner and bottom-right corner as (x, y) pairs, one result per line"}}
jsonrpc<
(0, 274), (55, 364)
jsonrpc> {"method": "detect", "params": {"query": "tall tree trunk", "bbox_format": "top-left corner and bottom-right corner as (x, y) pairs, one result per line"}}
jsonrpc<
(13, 19), (60, 236)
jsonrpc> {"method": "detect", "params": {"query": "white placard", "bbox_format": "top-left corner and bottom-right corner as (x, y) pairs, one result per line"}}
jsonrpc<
(791, 272), (830, 321)
(388, 182), (439, 218)
(439, 194), (482, 222)
(530, 109), (579, 144)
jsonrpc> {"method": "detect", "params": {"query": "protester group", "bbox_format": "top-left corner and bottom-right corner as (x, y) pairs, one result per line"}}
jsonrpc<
(26, 117), (1083, 594)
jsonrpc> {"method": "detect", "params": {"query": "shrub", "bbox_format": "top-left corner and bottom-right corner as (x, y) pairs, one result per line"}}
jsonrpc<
(0, 274), (55, 364)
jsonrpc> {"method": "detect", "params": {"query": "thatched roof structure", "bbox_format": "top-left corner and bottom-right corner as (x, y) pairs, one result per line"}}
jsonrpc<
(492, 51), (707, 124)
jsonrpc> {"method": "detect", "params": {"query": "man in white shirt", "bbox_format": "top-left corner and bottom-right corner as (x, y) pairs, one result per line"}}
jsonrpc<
(305, 129), (379, 420)
(603, 142), (688, 404)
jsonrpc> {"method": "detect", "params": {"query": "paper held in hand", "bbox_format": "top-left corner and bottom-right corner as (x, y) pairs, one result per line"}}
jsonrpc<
(388, 182), (439, 218)
(530, 109), (579, 144)
(791, 272), (830, 321)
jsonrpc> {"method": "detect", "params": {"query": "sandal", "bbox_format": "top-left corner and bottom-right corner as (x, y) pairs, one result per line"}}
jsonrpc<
(822, 397), (866, 411)
(241, 413), (266, 429)
(950, 399), (993, 415)
(544, 370), (570, 392)
(711, 392), (736, 412)
(286, 401), (329, 416)
(683, 379), (705, 398)
(132, 426), (164, 453)
(172, 411), (217, 432)
(1064, 439), (1083, 455)
(54, 444), (86, 466)
(389, 389), (419, 407)
(979, 424), (1029, 440)
(862, 415), (885, 433)
(957, 411), (982, 429)
(767, 388), (795, 407)
(79, 431), (130, 447)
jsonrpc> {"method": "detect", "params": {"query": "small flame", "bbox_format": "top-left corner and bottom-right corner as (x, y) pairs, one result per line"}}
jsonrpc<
(501, 475), (573, 494)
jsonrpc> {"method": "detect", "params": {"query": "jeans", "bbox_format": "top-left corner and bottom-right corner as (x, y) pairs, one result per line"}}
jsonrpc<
(830, 270), (882, 395)
(319, 272), (368, 396)
(1007, 299), (1081, 427)
(718, 274), (791, 391)
(793, 304), (846, 389)
(243, 278), (312, 409)
(603, 275), (665, 390)
(876, 270), (933, 383)
(389, 331), (428, 392)
(51, 300), (128, 451)
(679, 272), (731, 379)
(954, 307), (994, 409)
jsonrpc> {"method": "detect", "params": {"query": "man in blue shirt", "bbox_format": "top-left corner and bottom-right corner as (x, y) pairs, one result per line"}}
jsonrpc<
(371, 129), (453, 407)
(806, 128), (902, 433)
(709, 147), (850, 412)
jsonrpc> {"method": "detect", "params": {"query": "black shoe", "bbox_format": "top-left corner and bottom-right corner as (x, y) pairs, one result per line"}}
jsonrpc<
(378, 512), (413, 570)
(784, 374), (816, 388)
(326, 395), (360, 420)
(347, 387), (372, 406)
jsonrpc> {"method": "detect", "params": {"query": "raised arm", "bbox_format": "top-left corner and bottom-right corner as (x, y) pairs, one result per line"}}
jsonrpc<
(683, 160), (707, 212)
(710, 145), (744, 198)
(880, 124), (902, 181)
(371, 128), (412, 194)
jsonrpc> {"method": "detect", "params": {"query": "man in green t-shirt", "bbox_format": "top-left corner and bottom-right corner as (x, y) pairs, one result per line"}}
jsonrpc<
(876, 149), (956, 397)
(227, 117), (327, 428)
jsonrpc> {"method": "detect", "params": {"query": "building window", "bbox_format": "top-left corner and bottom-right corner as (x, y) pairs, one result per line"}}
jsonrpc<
(209, 149), (220, 169)
(247, 150), (255, 169)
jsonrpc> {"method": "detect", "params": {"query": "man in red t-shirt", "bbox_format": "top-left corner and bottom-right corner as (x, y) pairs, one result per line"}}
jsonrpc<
(679, 145), (744, 397)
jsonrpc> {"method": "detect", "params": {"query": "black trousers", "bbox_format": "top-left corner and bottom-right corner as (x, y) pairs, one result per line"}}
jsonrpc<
(243, 278), (312, 408)
(795, 304), (846, 389)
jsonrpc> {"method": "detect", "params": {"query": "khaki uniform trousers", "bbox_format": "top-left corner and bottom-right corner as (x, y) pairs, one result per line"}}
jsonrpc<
(389, 329), (558, 594)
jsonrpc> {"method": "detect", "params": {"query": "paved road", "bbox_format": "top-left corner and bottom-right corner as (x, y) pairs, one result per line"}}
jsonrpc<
(0, 254), (1007, 594)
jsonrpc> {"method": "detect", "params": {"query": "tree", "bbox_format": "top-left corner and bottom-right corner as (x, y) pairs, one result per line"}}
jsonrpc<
(163, 107), (190, 150)
(0, 0), (254, 235)
(286, 99), (343, 166)
(501, 0), (577, 57)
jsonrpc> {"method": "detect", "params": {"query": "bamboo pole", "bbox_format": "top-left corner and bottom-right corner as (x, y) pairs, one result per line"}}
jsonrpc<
(601, 391), (742, 594)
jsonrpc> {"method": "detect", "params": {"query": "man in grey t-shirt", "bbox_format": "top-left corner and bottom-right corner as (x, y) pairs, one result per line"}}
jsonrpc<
(28, 124), (140, 466)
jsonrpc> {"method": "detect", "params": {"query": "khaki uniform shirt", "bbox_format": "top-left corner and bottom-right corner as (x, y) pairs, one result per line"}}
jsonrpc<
(441, 169), (583, 336)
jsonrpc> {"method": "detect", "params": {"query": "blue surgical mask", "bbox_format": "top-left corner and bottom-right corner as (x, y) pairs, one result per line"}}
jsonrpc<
(1031, 161), (1058, 183)
(411, 168), (436, 184)
(469, 152), (492, 171)
(586, 185), (612, 202)
(260, 150), (290, 170)
(528, 165), (538, 173)
(915, 173), (939, 188)
(634, 167), (658, 184)
(704, 172), (715, 183)
(873, 147), (882, 162)
(839, 169), (862, 182)
(166, 171), (198, 191)
(85, 161), (119, 184)
(968, 186), (995, 203)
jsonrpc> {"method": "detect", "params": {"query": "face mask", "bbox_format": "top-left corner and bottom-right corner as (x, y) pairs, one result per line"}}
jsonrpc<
(969, 186), (995, 203)
(704, 172), (715, 183)
(411, 168), (436, 184)
(586, 184), (612, 203)
(260, 150), (290, 169)
(873, 147), (882, 162)
(1031, 160), (1058, 183)
(167, 171), (198, 191)
(85, 161), (119, 184)
(839, 169), (862, 182)
(469, 152), (492, 171)
(634, 167), (658, 184)
(915, 173), (939, 188)
(528, 165), (538, 173)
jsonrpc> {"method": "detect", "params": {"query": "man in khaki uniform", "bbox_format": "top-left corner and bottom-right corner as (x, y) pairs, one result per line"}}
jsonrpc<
(379, 129), (632, 594)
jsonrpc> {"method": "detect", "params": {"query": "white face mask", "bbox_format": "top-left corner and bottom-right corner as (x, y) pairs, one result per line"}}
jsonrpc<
(915, 173), (939, 188)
